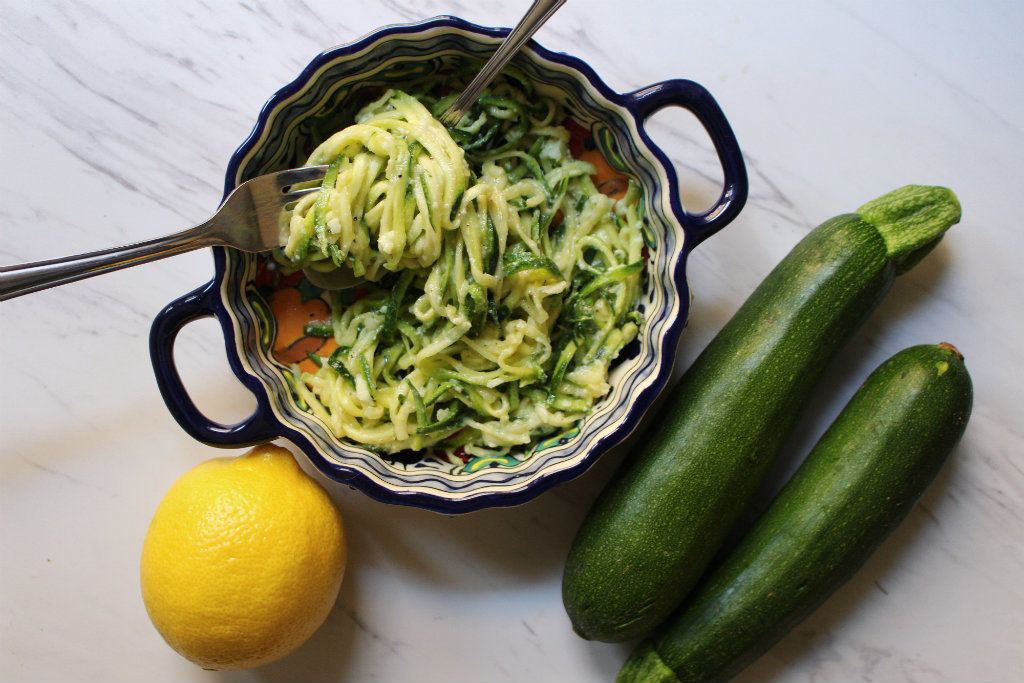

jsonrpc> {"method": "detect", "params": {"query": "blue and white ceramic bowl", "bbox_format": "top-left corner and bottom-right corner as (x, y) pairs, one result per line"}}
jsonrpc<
(150, 16), (747, 513)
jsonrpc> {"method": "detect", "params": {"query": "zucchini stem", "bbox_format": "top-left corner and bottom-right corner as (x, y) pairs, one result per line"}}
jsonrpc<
(857, 185), (961, 274)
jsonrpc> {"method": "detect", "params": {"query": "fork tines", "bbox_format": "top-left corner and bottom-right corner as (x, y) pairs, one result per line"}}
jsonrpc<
(273, 165), (328, 192)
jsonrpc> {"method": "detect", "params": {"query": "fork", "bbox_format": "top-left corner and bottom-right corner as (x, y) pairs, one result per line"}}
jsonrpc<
(303, 0), (566, 291)
(0, 165), (327, 301)
(437, 0), (566, 127)
(2, 1), (567, 302)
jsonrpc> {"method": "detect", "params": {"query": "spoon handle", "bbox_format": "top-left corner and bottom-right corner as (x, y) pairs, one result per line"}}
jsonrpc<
(438, 0), (566, 126)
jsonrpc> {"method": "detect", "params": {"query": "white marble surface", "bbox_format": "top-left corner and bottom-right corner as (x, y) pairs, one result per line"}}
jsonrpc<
(1, 1), (1022, 681)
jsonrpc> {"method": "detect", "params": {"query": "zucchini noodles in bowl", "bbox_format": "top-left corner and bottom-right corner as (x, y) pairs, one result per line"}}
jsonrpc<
(150, 17), (748, 511)
(276, 73), (646, 465)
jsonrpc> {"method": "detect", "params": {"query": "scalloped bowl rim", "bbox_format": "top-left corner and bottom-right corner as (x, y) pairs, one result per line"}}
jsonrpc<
(165, 15), (732, 513)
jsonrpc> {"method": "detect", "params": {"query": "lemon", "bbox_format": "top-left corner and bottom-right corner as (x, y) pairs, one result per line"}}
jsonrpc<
(140, 444), (346, 670)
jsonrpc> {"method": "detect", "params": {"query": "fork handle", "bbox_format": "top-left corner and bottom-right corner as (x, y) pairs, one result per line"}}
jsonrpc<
(438, 0), (567, 126)
(0, 225), (215, 301)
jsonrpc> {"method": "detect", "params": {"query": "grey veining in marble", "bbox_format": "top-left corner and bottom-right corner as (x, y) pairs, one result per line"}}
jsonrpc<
(1, 1), (1022, 681)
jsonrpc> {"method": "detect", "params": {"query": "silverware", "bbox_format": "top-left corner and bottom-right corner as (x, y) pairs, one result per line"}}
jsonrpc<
(1, 1), (566, 300)
(0, 166), (326, 301)
(437, 0), (566, 127)
(307, 0), (566, 289)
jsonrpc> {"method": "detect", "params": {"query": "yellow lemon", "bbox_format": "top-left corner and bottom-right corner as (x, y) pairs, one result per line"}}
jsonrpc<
(140, 444), (346, 670)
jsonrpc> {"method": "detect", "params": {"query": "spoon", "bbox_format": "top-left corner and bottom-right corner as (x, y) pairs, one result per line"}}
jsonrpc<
(304, 0), (566, 290)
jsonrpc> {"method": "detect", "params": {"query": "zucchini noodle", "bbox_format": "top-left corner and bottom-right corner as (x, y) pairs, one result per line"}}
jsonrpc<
(278, 75), (646, 464)
(282, 90), (468, 278)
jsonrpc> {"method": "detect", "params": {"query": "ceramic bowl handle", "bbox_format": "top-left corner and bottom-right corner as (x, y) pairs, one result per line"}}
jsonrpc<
(625, 79), (748, 244)
(150, 282), (278, 446)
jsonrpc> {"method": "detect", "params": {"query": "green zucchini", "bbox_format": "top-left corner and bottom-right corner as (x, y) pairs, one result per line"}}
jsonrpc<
(562, 186), (961, 642)
(303, 320), (334, 338)
(619, 343), (973, 683)
(502, 241), (563, 279)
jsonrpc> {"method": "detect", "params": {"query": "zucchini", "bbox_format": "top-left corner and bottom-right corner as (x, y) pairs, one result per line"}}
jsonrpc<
(502, 241), (563, 279)
(562, 186), (961, 642)
(380, 270), (415, 340)
(619, 343), (973, 683)
(303, 320), (334, 338)
(573, 261), (644, 300)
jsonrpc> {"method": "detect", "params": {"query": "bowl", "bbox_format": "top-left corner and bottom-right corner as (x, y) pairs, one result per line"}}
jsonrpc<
(149, 16), (747, 513)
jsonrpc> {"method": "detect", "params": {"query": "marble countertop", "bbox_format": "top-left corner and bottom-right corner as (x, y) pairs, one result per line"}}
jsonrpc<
(1, 1), (1021, 681)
